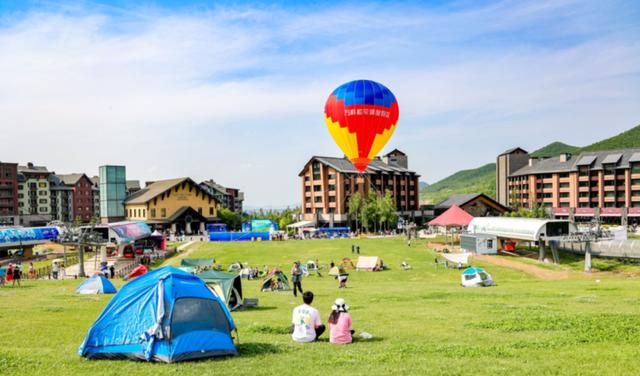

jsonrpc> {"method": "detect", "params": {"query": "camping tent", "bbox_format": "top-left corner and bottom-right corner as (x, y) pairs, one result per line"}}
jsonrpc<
(79, 266), (237, 363)
(328, 266), (341, 276)
(441, 253), (471, 268)
(124, 264), (149, 280)
(180, 258), (215, 268)
(199, 270), (243, 311)
(461, 267), (493, 287)
(356, 256), (381, 271)
(260, 269), (290, 291)
(76, 275), (117, 294)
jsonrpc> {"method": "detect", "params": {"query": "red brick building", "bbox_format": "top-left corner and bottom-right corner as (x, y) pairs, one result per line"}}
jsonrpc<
(0, 162), (19, 225)
(58, 174), (98, 222)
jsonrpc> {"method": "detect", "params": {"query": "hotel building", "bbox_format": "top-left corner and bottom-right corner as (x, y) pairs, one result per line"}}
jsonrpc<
(497, 147), (640, 224)
(299, 149), (421, 226)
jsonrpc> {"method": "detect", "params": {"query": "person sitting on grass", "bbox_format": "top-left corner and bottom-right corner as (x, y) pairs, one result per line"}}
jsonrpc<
(291, 291), (325, 343)
(328, 298), (354, 344)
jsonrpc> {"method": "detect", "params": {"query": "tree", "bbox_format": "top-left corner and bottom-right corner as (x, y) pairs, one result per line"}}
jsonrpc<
(379, 190), (398, 231)
(218, 207), (242, 230)
(347, 192), (363, 231)
(362, 191), (379, 232)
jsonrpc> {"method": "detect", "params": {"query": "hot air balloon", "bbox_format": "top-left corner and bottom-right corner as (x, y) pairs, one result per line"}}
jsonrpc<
(324, 80), (399, 173)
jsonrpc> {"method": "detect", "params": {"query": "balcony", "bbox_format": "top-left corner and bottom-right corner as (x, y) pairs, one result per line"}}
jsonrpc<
(603, 186), (616, 192)
(578, 187), (590, 192)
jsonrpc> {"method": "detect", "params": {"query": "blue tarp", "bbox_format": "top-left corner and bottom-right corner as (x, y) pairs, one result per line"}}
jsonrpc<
(79, 266), (237, 363)
(76, 275), (117, 294)
(209, 232), (270, 242)
(319, 227), (350, 232)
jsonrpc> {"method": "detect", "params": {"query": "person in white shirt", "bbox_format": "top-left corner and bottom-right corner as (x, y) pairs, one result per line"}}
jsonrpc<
(291, 291), (325, 342)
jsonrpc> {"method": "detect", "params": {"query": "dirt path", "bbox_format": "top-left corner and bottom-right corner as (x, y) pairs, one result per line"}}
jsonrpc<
(473, 255), (569, 280)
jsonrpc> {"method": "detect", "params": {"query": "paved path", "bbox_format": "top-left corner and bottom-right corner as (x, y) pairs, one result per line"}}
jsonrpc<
(473, 255), (569, 280)
(161, 241), (197, 267)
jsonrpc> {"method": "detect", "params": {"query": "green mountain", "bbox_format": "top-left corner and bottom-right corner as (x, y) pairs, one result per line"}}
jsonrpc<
(530, 142), (579, 157)
(420, 163), (496, 205)
(420, 124), (640, 204)
(581, 126), (640, 152)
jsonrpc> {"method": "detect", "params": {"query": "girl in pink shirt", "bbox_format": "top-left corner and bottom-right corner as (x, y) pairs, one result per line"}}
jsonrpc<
(328, 298), (354, 344)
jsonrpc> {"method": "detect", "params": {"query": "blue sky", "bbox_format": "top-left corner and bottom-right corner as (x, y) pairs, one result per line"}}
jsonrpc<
(1, 0), (639, 207)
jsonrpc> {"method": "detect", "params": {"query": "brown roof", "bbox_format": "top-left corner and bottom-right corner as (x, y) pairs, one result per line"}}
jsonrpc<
(124, 177), (193, 204)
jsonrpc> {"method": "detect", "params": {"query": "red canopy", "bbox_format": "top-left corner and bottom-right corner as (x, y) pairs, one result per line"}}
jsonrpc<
(428, 205), (474, 227)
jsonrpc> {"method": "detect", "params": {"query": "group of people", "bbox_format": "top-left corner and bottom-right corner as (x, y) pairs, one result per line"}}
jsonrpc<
(291, 291), (354, 345)
(0, 262), (24, 287)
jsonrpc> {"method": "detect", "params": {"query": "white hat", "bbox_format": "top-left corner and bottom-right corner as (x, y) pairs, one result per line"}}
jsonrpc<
(331, 298), (349, 312)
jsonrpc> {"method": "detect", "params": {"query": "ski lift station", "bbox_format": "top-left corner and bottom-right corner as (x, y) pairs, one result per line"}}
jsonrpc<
(461, 217), (576, 255)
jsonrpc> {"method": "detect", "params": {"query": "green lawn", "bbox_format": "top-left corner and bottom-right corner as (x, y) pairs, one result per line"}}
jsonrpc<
(2, 238), (640, 375)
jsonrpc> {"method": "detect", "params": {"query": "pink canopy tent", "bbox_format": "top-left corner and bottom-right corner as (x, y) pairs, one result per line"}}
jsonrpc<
(429, 205), (474, 227)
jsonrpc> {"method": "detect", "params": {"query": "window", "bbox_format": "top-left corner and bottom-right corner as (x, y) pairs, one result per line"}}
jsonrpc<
(39, 191), (46, 196)
(579, 170), (589, 176)
(38, 182), (47, 188)
(305, 197), (311, 203)
(543, 183), (552, 189)
(328, 174), (335, 180)
(305, 186), (311, 192)
(328, 185), (336, 191)
(198, 207), (202, 215)
(142, 209), (146, 217)
(208, 207), (213, 215)
(559, 192), (569, 198)
(305, 207), (312, 214)
(39, 207), (48, 213)
(38, 199), (47, 204)
(169, 298), (230, 339)
(161, 208), (166, 217)
(312, 162), (321, 180)
(304, 176), (310, 182)
(632, 164), (640, 173)
(313, 185), (321, 191)
(579, 181), (590, 187)
(633, 179), (640, 186)
(314, 196), (322, 203)
(579, 192), (589, 198)
(150, 208), (156, 218)
(559, 182), (570, 188)
(329, 196), (336, 203)
(559, 173), (570, 178)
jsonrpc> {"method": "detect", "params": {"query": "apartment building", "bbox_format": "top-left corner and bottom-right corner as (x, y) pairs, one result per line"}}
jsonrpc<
(498, 147), (640, 224)
(57, 173), (99, 222)
(49, 175), (74, 223)
(17, 163), (53, 226)
(0, 162), (18, 225)
(299, 149), (420, 226)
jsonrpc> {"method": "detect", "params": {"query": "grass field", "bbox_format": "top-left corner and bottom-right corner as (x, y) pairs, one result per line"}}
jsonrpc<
(3, 238), (640, 375)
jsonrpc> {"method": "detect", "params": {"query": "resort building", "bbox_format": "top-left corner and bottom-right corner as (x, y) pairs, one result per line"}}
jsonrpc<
(299, 149), (421, 226)
(200, 180), (245, 214)
(497, 147), (640, 224)
(124, 177), (220, 234)
(434, 193), (509, 217)
(98, 165), (127, 223)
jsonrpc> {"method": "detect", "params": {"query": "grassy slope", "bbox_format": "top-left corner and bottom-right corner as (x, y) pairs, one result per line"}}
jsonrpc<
(421, 124), (640, 204)
(3, 238), (640, 375)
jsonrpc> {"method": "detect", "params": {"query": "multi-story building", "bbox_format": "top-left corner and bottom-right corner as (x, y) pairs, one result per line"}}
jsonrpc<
(57, 173), (98, 222)
(49, 175), (74, 222)
(0, 162), (19, 225)
(497, 147), (640, 224)
(200, 180), (244, 214)
(298, 149), (421, 226)
(98, 166), (127, 223)
(124, 177), (220, 234)
(17, 163), (53, 226)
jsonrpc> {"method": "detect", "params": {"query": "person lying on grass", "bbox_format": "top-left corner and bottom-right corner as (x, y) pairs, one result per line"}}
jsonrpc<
(291, 291), (325, 343)
(328, 298), (354, 344)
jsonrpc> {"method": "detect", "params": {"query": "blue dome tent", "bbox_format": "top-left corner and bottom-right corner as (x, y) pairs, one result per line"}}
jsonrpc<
(76, 275), (117, 294)
(79, 266), (237, 363)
